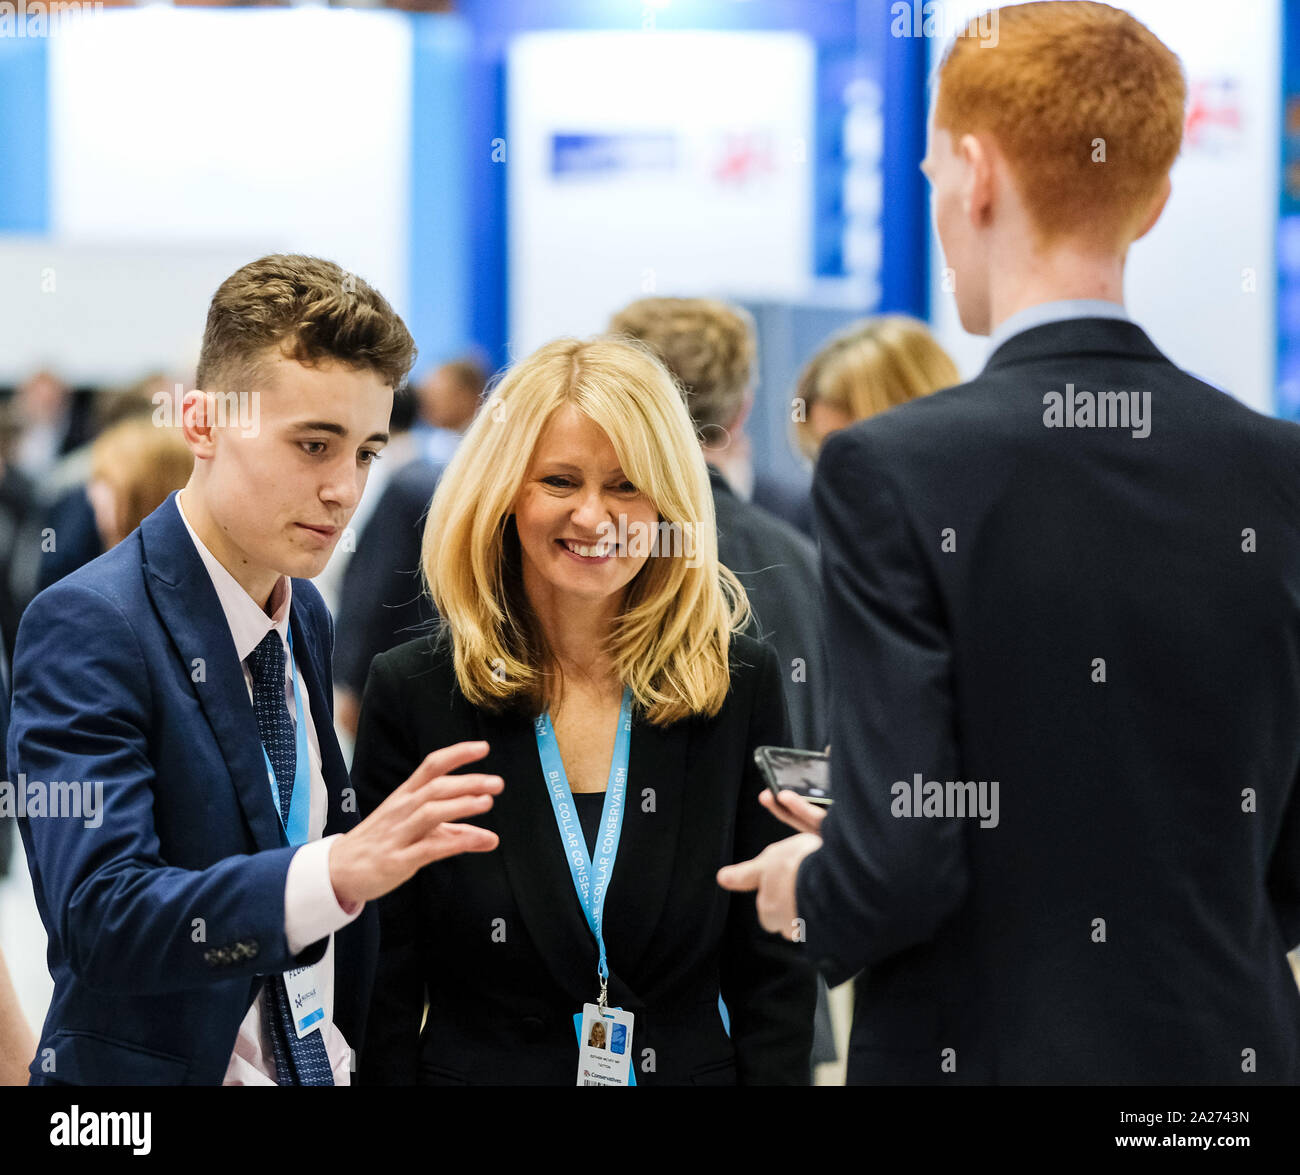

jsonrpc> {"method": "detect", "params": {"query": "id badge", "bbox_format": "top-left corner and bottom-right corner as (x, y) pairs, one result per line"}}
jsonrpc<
(282, 964), (325, 1038)
(575, 1003), (635, 1086)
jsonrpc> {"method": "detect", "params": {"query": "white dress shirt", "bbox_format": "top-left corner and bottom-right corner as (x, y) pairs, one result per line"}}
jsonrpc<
(176, 492), (363, 1085)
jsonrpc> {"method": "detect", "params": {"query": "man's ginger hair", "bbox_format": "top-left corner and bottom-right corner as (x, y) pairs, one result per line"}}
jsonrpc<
(935, 2), (1187, 248)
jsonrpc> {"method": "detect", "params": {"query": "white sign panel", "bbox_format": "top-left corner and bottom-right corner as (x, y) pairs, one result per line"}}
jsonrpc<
(48, 9), (412, 326)
(508, 31), (815, 354)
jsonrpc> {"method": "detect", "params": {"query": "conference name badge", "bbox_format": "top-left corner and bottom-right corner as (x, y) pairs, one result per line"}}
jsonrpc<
(576, 1003), (634, 1086)
(283, 964), (325, 1039)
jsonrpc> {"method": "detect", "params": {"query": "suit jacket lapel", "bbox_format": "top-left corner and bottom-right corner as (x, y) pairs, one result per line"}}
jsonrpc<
(603, 711), (690, 985)
(479, 705), (598, 1001)
(477, 698), (692, 1005)
(141, 493), (284, 854)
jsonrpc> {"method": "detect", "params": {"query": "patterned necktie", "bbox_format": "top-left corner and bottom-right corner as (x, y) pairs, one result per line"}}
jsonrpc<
(247, 629), (335, 1087)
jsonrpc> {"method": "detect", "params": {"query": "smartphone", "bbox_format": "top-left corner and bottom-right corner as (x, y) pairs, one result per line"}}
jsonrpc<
(753, 745), (832, 807)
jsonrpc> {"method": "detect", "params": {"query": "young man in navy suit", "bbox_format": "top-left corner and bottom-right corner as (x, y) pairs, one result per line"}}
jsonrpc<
(722, 2), (1300, 1083)
(7, 254), (503, 1085)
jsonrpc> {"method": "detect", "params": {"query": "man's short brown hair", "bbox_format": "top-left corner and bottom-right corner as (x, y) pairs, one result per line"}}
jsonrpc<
(438, 357), (488, 398)
(608, 297), (756, 433)
(935, 2), (1186, 247)
(196, 254), (416, 393)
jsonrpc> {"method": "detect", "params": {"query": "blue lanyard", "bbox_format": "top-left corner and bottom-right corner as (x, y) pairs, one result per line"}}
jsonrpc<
(260, 626), (311, 848)
(535, 686), (633, 1007)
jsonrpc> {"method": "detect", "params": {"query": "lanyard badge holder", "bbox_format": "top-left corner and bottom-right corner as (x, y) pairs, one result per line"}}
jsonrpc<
(261, 627), (324, 1038)
(536, 686), (637, 1086)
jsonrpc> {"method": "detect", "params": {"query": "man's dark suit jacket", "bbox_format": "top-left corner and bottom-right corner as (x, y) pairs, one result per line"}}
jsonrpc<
(37, 485), (102, 593)
(710, 465), (827, 752)
(352, 629), (816, 1085)
(334, 459), (442, 699)
(796, 317), (1300, 1084)
(752, 470), (815, 540)
(7, 492), (378, 1084)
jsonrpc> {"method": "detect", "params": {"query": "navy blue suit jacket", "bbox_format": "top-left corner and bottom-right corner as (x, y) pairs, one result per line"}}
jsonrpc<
(7, 491), (378, 1085)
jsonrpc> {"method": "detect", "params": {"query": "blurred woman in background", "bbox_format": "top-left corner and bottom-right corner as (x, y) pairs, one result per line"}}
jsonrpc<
(86, 416), (193, 549)
(794, 314), (960, 460)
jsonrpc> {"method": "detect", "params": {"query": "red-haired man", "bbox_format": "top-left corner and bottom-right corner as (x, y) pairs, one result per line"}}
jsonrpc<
(723, 2), (1300, 1085)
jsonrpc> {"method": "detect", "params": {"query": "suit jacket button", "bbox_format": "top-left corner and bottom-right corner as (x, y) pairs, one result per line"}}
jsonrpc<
(519, 1016), (545, 1041)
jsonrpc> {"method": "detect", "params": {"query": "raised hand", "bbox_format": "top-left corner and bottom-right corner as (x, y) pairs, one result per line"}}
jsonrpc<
(331, 741), (503, 908)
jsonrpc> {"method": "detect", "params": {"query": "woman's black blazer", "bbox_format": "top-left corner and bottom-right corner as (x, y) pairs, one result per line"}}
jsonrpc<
(351, 628), (817, 1085)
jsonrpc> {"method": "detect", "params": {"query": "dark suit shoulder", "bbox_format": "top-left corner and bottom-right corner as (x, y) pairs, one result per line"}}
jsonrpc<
(714, 490), (817, 570)
(356, 460), (443, 548)
(1228, 394), (1300, 455)
(725, 630), (779, 691)
(46, 526), (146, 602)
(823, 335), (1300, 479)
(19, 530), (148, 649)
(386, 458), (443, 506)
(814, 377), (991, 485)
(827, 374), (994, 452)
(369, 626), (454, 686)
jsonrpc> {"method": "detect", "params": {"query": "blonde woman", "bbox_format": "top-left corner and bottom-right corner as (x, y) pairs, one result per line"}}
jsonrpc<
(794, 314), (960, 459)
(86, 416), (194, 549)
(352, 337), (816, 1086)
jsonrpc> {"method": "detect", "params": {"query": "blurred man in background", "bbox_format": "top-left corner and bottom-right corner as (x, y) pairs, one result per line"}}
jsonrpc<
(412, 357), (485, 467)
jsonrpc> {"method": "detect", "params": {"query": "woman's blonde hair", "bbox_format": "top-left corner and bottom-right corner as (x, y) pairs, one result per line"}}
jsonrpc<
(793, 315), (959, 459)
(90, 417), (194, 544)
(421, 336), (750, 727)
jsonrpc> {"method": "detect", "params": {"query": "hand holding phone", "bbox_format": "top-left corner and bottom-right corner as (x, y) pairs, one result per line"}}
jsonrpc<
(754, 745), (832, 806)
(753, 745), (832, 836)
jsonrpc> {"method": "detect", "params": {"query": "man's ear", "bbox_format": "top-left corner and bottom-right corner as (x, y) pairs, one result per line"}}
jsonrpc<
(959, 132), (996, 229)
(181, 389), (219, 459)
(725, 387), (754, 435)
(1133, 173), (1173, 243)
